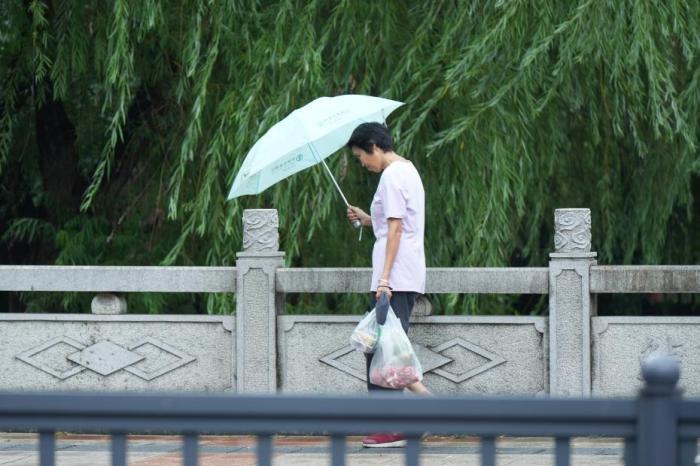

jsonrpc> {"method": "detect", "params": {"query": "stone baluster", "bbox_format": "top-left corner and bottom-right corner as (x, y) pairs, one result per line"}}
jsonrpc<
(548, 208), (597, 396)
(91, 293), (127, 314)
(235, 209), (284, 393)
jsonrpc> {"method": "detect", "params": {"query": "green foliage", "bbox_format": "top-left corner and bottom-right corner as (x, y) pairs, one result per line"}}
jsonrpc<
(1, 218), (55, 246)
(1, 0), (699, 315)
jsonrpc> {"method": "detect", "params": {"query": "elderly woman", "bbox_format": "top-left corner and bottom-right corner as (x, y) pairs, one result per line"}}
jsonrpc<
(346, 122), (431, 448)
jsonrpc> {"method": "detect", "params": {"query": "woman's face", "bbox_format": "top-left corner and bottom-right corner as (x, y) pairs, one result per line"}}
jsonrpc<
(351, 145), (383, 173)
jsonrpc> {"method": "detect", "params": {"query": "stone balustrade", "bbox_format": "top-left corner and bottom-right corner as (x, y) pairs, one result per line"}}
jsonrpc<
(0, 208), (699, 397)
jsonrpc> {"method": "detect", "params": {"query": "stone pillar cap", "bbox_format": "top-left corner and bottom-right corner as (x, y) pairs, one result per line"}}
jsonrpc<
(242, 209), (280, 253)
(554, 208), (593, 254)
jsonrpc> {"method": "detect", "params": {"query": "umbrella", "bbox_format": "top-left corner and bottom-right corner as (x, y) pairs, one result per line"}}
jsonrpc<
(227, 94), (404, 214)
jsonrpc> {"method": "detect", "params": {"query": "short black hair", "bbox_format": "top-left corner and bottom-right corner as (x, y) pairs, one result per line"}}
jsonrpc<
(345, 122), (394, 153)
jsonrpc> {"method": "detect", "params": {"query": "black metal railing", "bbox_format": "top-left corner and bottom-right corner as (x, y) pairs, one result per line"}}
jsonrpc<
(0, 356), (695, 466)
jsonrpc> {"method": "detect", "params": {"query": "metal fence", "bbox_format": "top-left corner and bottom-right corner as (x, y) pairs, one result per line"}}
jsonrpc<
(0, 356), (697, 466)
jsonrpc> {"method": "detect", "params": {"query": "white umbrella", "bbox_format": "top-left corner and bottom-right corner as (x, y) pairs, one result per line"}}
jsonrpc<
(227, 94), (404, 211)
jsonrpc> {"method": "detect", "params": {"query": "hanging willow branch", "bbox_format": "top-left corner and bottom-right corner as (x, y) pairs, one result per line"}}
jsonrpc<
(1, 0), (698, 314)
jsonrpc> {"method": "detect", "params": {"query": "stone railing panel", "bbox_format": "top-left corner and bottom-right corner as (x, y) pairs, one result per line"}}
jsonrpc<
(278, 315), (546, 395)
(592, 316), (700, 397)
(1, 314), (234, 391)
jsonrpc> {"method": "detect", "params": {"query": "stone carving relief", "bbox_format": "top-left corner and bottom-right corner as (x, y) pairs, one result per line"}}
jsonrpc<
(554, 208), (592, 253)
(16, 336), (196, 381)
(429, 338), (507, 383)
(242, 209), (279, 252)
(319, 346), (367, 381)
(637, 335), (683, 381)
(319, 337), (506, 383)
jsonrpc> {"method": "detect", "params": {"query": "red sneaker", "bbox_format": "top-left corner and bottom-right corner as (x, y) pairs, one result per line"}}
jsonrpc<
(361, 433), (407, 448)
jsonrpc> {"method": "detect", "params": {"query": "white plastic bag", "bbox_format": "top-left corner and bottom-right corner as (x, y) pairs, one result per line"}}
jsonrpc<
(350, 309), (380, 353)
(369, 307), (423, 389)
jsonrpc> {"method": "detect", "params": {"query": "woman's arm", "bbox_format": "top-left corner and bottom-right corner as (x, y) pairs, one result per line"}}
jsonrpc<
(377, 217), (402, 298)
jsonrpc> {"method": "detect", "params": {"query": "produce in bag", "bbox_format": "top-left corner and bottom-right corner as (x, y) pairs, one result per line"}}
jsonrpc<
(350, 309), (380, 353)
(369, 307), (423, 389)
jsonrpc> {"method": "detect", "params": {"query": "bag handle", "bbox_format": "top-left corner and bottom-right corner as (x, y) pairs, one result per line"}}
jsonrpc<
(375, 291), (391, 325)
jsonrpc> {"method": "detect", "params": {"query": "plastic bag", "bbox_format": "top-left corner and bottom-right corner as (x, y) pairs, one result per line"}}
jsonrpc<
(350, 309), (380, 353)
(369, 307), (423, 389)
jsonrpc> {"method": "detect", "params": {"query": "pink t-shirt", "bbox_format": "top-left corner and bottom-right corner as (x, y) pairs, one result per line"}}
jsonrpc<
(370, 160), (426, 293)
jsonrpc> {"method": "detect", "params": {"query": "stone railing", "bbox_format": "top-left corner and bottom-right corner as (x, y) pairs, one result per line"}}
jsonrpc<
(0, 208), (698, 397)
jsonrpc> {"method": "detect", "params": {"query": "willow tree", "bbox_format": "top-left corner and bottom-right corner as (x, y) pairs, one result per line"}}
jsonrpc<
(1, 1), (698, 314)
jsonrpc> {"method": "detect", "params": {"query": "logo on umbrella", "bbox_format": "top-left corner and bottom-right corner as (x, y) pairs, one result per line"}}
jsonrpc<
(316, 109), (350, 127)
(272, 153), (304, 172)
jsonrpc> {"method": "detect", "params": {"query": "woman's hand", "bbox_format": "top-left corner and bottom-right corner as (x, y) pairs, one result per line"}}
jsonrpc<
(347, 205), (370, 226)
(375, 285), (393, 300)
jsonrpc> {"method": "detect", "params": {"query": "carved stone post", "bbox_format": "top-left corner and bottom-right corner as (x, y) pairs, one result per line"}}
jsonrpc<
(548, 208), (597, 396)
(235, 209), (284, 393)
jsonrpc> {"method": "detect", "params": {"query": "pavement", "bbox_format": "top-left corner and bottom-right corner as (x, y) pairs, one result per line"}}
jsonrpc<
(0, 433), (636, 465)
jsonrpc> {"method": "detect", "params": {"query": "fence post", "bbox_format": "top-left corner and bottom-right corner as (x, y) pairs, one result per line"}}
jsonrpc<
(235, 209), (284, 393)
(637, 355), (680, 466)
(548, 208), (597, 396)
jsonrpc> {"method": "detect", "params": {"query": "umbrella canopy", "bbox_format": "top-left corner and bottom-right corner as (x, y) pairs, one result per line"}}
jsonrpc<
(227, 94), (403, 199)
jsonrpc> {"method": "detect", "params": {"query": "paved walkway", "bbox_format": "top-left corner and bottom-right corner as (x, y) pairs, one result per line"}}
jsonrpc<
(0, 433), (633, 465)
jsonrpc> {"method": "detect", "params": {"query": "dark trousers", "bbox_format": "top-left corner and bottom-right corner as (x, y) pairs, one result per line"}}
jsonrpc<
(365, 291), (417, 392)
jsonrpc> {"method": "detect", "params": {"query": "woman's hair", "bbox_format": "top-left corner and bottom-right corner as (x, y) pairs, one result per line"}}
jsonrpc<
(345, 122), (394, 153)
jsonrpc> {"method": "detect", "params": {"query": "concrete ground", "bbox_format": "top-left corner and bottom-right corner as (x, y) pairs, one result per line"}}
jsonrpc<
(0, 433), (637, 465)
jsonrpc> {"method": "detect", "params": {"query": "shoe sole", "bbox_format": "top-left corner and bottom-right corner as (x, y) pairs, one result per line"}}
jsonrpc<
(362, 440), (407, 448)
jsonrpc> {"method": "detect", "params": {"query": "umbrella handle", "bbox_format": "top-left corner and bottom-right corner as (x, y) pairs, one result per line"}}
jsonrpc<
(320, 158), (362, 229)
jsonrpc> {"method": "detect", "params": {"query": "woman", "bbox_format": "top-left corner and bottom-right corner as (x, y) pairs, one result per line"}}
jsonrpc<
(345, 122), (431, 448)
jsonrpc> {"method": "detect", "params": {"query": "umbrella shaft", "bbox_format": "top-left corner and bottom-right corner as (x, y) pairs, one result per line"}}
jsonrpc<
(320, 158), (361, 229)
(320, 158), (350, 207)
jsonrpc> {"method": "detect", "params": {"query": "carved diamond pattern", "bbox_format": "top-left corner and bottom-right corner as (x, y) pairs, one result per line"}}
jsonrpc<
(16, 336), (196, 381)
(319, 346), (366, 381)
(67, 341), (144, 376)
(15, 336), (86, 380)
(124, 337), (196, 381)
(319, 344), (452, 382)
(430, 338), (506, 383)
